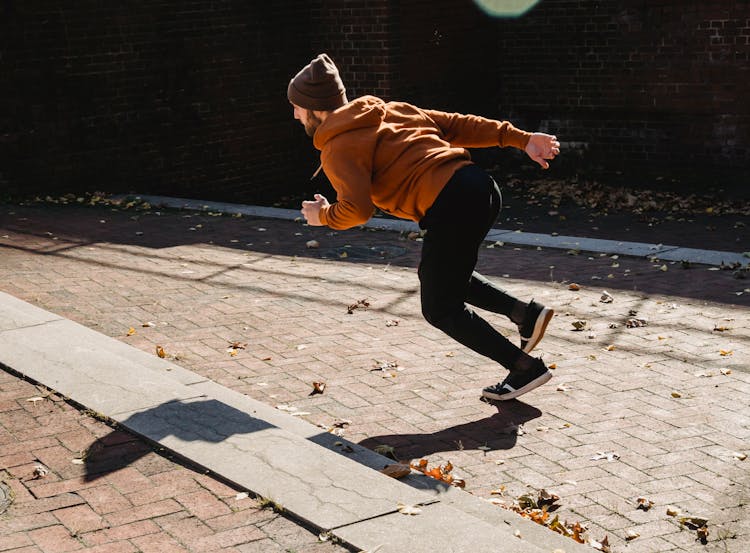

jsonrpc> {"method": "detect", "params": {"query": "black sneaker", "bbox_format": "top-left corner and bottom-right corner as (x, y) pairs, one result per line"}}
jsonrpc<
(518, 300), (554, 353)
(481, 360), (552, 401)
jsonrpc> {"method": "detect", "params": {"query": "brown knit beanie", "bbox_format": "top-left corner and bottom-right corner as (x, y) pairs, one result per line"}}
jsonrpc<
(287, 53), (346, 111)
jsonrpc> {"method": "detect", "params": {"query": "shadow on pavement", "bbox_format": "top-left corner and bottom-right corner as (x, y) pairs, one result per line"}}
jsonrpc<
(1, 203), (748, 308)
(359, 400), (542, 460)
(81, 398), (275, 482)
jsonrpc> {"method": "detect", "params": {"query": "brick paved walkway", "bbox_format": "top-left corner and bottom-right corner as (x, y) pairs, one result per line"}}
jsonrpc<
(0, 369), (351, 552)
(1, 202), (749, 552)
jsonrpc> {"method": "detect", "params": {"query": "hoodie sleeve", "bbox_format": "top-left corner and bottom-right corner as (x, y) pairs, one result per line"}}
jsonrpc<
(318, 144), (376, 230)
(421, 109), (532, 150)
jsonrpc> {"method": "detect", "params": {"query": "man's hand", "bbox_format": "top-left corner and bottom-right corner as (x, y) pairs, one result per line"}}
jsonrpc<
(301, 193), (329, 226)
(525, 133), (560, 169)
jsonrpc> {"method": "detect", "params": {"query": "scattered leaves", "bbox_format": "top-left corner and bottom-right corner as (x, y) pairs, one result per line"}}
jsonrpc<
(409, 458), (465, 488)
(636, 496), (654, 511)
(590, 451), (620, 462)
(589, 535), (611, 552)
(494, 489), (593, 546)
(30, 465), (49, 479)
(372, 360), (402, 378)
(397, 503), (422, 515)
(626, 318), (648, 328)
(347, 298), (370, 314)
(625, 529), (640, 541)
(380, 464), (412, 479)
(310, 381), (326, 396)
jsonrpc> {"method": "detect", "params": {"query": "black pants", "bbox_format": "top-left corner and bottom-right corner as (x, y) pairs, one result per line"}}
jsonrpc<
(418, 164), (522, 372)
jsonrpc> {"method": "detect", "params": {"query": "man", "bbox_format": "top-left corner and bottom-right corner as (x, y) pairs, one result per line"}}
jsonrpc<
(289, 53), (559, 401)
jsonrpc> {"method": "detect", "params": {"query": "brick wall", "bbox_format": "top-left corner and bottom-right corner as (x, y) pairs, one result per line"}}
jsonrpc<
(1, 1), (747, 203)
(0, 1), (316, 202)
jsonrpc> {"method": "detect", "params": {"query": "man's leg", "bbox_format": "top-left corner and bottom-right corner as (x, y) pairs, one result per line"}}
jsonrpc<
(466, 271), (554, 354)
(419, 165), (552, 399)
(418, 165), (525, 370)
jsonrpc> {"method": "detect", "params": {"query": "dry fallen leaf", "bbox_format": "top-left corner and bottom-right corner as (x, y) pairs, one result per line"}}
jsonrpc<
(671, 391), (682, 398)
(385, 319), (399, 327)
(599, 291), (614, 303)
(733, 452), (747, 461)
(548, 363), (557, 369)
(228, 341), (247, 350)
(397, 503), (422, 515)
(380, 464), (412, 479)
(626, 318), (648, 328)
(636, 496), (654, 511)
(156, 345), (166, 358)
(571, 320), (588, 331)
(625, 529), (640, 541)
(126, 327), (136, 336)
(590, 451), (620, 462)
(568, 283), (581, 291)
(713, 325), (731, 332)
(604, 345), (616, 351)
(347, 298), (370, 314)
(310, 381), (326, 396)
(666, 505), (680, 517)
(31, 465), (49, 479)
(720, 368), (732, 375)
(719, 349), (733, 356)
(589, 535), (611, 552)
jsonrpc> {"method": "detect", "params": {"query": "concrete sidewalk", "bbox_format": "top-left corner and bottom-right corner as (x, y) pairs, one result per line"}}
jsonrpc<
(1, 200), (749, 552)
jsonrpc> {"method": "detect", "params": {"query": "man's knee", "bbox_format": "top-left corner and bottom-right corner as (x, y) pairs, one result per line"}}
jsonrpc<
(421, 301), (457, 331)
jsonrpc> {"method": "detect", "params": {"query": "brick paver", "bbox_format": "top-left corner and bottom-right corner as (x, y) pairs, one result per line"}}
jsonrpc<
(0, 349), (350, 551)
(1, 201), (749, 552)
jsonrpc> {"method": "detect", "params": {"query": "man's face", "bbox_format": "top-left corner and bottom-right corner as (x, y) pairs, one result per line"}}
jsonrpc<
(293, 104), (323, 137)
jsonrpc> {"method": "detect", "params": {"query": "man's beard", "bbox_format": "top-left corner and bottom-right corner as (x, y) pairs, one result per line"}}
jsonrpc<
(304, 110), (323, 137)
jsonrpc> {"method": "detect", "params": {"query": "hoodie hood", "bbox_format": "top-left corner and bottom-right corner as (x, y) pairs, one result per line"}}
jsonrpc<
(313, 96), (386, 150)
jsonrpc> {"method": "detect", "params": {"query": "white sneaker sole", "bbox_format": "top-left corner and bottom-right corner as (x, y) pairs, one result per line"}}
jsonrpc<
(521, 307), (554, 353)
(482, 370), (552, 401)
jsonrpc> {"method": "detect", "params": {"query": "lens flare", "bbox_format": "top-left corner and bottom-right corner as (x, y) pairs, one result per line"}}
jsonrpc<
(473, 0), (540, 17)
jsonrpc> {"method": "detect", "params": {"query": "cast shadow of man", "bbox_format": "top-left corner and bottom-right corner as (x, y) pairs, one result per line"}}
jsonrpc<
(359, 399), (542, 460)
(80, 398), (274, 482)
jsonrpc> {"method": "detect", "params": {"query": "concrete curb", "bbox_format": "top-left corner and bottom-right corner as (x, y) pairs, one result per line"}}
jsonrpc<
(112, 194), (750, 267)
(0, 291), (588, 553)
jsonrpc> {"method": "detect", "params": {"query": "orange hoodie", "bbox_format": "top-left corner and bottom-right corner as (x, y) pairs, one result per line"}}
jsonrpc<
(312, 96), (532, 229)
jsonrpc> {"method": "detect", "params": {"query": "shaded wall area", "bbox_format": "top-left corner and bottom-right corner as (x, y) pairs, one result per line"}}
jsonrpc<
(1, 1), (748, 204)
(0, 1), (316, 201)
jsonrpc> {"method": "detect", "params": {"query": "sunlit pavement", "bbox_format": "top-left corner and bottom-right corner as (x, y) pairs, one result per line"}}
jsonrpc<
(1, 201), (748, 552)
